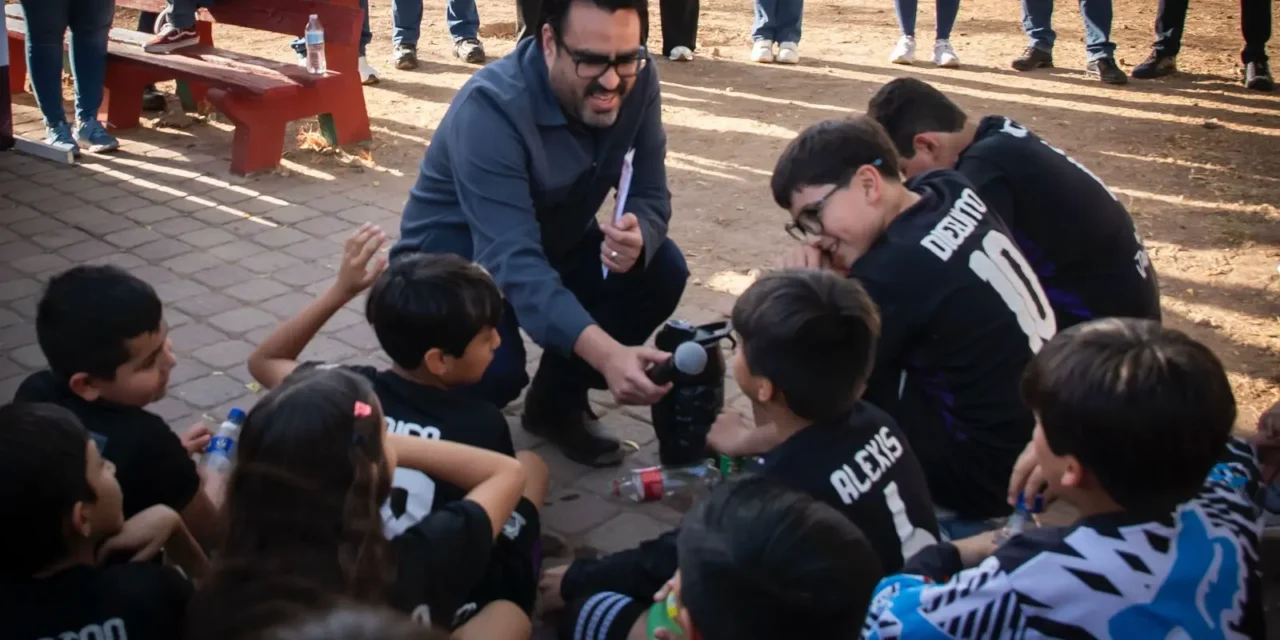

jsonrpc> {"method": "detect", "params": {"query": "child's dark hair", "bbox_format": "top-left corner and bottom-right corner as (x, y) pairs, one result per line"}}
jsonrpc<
(267, 605), (449, 640)
(1021, 318), (1236, 511)
(186, 368), (393, 640)
(677, 475), (884, 640)
(0, 402), (94, 578)
(866, 77), (968, 160)
(731, 269), (880, 423)
(771, 116), (902, 210)
(36, 265), (163, 381)
(367, 254), (504, 369)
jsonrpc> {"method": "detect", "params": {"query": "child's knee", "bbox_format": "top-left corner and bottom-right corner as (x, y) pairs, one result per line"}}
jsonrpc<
(453, 600), (531, 640)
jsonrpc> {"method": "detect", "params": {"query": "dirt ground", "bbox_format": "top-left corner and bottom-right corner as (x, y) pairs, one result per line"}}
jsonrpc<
(93, 0), (1278, 428)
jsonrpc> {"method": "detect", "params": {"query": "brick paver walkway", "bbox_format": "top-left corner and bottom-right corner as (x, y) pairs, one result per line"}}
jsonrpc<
(0, 121), (742, 628)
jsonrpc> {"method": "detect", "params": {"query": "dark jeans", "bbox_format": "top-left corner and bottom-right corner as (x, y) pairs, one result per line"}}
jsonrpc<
(752, 0), (803, 43)
(1153, 0), (1270, 63)
(289, 0), (372, 57)
(20, 0), (112, 126)
(1021, 0), (1114, 60)
(470, 229), (689, 409)
(517, 0), (699, 56)
(895, 0), (960, 39)
(393, 0), (478, 45)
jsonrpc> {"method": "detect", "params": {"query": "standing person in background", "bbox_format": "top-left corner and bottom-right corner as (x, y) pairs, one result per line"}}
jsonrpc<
(19, 0), (120, 152)
(137, 12), (170, 110)
(290, 0), (380, 84)
(888, 0), (960, 67)
(749, 0), (802, 63)
(391, 0), (487, 69)
(1130, 0), (1271, 90)
(520, 0), (699, 63)
(1012, 0), (1128, 84)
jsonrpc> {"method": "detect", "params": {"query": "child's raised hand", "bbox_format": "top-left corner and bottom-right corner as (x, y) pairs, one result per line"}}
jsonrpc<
(97, 505), (183, 563)
(335, 223), (388, 299)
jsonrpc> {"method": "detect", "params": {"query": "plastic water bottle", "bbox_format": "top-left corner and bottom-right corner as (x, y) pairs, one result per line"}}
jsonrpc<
(204, 408), (246, 474)
(613, 463), (721, 503)
(993, 492), (1043, 544)
(304, 15), (326, 75)
(646, 592), (687, 638)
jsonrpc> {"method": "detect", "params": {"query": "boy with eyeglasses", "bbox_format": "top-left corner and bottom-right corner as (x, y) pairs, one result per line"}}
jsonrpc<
(773, 116), (1055, 540)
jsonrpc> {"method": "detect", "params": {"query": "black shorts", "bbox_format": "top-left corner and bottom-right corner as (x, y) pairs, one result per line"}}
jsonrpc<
(465, 497), (542, 615)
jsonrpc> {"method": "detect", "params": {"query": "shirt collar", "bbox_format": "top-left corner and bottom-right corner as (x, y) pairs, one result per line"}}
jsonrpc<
(521, 38), (569, 127)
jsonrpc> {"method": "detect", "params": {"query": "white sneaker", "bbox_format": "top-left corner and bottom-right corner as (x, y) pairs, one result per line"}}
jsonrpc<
(776, 41), (800, 64)
(751, 40), (775, 63)
(933, 39), (960, 68)
(889, 35), (916, 65)
(669, 46), (694, 61)
(358, 56), (380, 84)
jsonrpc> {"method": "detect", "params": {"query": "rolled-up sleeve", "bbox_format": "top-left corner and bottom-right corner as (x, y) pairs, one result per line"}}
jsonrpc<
(448, 94), (596, 354)
(625, 68), (672, 267)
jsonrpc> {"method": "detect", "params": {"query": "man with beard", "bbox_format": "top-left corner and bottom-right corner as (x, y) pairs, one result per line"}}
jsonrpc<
(393, 0), (687, 467)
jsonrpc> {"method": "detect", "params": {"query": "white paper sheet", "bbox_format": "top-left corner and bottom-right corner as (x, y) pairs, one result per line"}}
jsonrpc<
(603, 148), (636, 279)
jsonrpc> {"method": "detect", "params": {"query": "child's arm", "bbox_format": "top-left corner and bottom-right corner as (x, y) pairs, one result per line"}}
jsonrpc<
(387, 434), (526, 539)
(98, 505), (211, 581)
(247, 223), (388, 390)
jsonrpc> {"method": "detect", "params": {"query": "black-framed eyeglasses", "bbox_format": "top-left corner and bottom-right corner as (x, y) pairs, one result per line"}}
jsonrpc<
(784, 172), (854, 242)
(555, 34), (648, 79)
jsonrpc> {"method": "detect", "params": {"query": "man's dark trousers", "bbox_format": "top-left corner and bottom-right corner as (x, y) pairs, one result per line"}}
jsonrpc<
(470, 226), (689, 410)
(517, 0), (699, 56)
(1153, 0), (1270, 63)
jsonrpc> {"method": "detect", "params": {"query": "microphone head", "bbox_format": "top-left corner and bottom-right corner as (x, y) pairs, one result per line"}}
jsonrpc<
(672, 341), (708, 376)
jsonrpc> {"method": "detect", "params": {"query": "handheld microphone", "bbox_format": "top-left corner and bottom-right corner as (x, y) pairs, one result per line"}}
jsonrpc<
(647, 341), (708, 385)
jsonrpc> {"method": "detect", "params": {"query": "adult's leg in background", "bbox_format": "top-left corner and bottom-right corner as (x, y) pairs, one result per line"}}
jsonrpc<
(659, 0), (700, 55)
(392, 0), (423, 47)
(137, 11), (159, 32)
(1020, 0), (1056, 51)
(1151, 0), (1188, 57)
(752, 0), (778, 41)
(936, 0), (960, 39)
(19, 0), (72, 126)
(66, 0), (112, 125)
(515, 0), (543, 41)
(446, 0), (481, 41)
(894, 0), (918, 37)
(771, 0), (803, 44)
(1240, 0), (1270, 64)
(1078, 0), (1115, 60)
(360, 0), (372, 56)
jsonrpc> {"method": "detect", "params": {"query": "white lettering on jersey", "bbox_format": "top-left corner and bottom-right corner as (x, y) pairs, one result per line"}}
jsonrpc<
(410, 604), (432, 627)
(998, 116), (1117, 202)
(830, 427), (905, 505)
(381, 416), (442, 538)
(39, 619), (128, 640)
(452, 602), (479, 627)
(999, 118), (1030, 138)
(920, 188), (987, 261)
(969, 229), (1057, 352)
(502, 510), (527, 540)
(1134, 232), (1152, 279)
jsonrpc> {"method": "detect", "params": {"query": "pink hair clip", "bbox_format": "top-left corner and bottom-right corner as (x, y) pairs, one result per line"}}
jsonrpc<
(354, 401), (372, 418)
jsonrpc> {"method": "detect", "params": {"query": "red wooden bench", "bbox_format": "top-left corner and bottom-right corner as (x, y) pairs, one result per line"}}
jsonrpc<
(6, 0), (370, 175)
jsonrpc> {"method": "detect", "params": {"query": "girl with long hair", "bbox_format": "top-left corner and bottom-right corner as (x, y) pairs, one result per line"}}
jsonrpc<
(184, 368), (532, 639)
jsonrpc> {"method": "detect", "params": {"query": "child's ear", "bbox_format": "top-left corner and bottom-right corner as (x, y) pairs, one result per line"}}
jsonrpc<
(68, 373), (102, 403)
(69, 501), (93, 539)
(752, 377), (775, 405)
(1060, 455), (1085, 490)
(423, 348), (449, 377)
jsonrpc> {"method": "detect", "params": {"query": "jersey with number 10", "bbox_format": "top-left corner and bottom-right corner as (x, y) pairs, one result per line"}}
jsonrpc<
(852, 170), (1055, 521)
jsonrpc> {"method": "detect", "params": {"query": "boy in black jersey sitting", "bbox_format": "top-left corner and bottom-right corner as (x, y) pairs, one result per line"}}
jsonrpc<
(248, 223), (549, 624)
(14, 266), (220, 547)
(543, 268), (938, 638)
(864, 319), (1264, 639)
(0, 402), (208, 640)
(773, 116), (1054, 539)
(867, 77), (1160, 329)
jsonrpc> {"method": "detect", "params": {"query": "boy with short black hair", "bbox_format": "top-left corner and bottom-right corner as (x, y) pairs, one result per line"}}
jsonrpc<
(866, 77), (1160, 329)
(248, 223), (548, 622)
(547, 269), (937, 638)
(864, 318), (1264, 638)
(772, 116), (1054, 538)
(14, 265), (219, 545)
(0, 402), (208, 640)
(564, 476), (886, 640)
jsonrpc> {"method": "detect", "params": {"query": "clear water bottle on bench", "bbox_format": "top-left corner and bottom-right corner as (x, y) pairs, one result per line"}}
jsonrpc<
(304, 14), (326, 75)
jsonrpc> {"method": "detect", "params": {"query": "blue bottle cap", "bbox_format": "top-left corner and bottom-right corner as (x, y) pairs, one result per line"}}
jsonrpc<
(227, 408), (247, 423)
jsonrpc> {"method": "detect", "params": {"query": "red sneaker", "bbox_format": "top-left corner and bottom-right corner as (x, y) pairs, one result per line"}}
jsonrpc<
(143, 24), (199, 54)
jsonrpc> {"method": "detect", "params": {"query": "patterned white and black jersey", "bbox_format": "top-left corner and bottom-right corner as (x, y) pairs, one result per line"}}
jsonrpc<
(863, 437), (1264, 639)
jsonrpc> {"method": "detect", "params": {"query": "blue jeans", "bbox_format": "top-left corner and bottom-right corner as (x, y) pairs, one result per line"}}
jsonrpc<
(752, 0), (803, 43)
(469, 228), (689, 409)
(895, 0), (960, 39)
(19, 0), (111, 127)
(290, 0), (372, 57)
(393, 0), (479, 46)
(1021, 0), (1114, 60)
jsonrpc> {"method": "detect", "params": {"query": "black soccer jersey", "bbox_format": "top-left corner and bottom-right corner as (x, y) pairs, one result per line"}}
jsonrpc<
(864, 437), (1264, 639)
(958, 116), (1161, 329)
(851, 169), (1053, 521)
(760, 402), (940, 572)
(297, 362), (539, 614)
(2, 563), (191, 640)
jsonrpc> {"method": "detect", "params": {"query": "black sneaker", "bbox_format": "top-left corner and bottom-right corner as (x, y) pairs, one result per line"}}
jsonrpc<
(141, 84), (167, 111)
(1011, 46), (1053, 71)
(453, 37), (486, 64)
(1245, 61), (1274, 91)
(1087, 57), (1129, 85)
(392, 44), (418, 70)
(1132, 52), (1176, 79)
(521, 369), (624, 468)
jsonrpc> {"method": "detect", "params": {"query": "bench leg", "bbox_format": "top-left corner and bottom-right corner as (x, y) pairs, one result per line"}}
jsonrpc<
(317, 82), (371, 147)
(101, 67), (147, 131)
(8, 38), (25, 95)
(209, 88), (286, 176)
